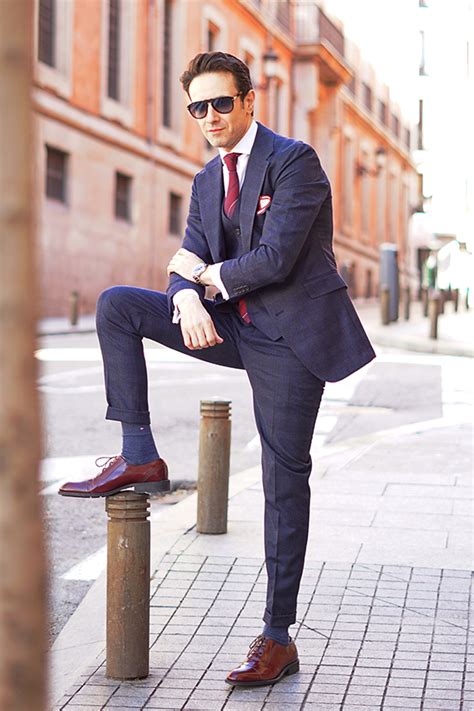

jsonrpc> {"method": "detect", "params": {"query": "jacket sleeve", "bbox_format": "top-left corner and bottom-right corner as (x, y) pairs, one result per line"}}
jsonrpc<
(219, 143), (330, 300)
(166, 176), (211, 317)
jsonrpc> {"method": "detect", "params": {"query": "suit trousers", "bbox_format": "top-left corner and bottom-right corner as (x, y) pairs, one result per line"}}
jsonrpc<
(96, 285), (325, 627)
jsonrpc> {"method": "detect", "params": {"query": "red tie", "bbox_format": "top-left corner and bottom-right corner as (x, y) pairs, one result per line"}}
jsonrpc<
(223, 152), (251, 324)
(223, 152), (241, 217)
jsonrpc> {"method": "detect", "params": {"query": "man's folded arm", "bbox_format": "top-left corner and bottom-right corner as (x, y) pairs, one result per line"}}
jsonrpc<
(166, 176), (212, 317)
(219, 143), (330, 300)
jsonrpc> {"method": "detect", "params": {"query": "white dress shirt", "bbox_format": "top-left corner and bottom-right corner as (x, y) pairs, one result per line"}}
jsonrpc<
(172, 120), (259, 322)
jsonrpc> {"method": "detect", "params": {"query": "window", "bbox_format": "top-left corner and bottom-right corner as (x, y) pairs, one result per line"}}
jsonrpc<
(169, 193), (182, 236)
(378, 100), (387, 126)
(38, 0), (55, 67)
(362, 82), (372, 112)
(391, 113), (400, 138)
(418, 99), (424, 149)
(207, 20), (219, 51)
(343, 136), (354, 228)
(348, 75), (356, 96)
(107, 0), (121, 100)
(115, 172), (132, 221)
(162, 0), (173, 127)
(46, 146), (68, 203)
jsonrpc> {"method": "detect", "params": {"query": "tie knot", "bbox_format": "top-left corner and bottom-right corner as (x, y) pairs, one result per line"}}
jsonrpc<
(223, 152), (241, 172)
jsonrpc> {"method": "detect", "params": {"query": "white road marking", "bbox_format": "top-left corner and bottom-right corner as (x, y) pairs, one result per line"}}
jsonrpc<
(35, 347), (197, 363)
(61, 546), (107, 581)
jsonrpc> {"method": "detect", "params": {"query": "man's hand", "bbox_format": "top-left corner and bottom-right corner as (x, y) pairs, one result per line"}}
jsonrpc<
(177, 293), (224, 350)
(167, 248), (206, 282)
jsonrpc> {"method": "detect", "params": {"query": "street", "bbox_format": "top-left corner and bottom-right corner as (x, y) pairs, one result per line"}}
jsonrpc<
(39, 329), (472, 647)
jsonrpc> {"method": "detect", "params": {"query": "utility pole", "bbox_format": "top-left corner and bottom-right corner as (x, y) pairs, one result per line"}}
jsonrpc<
(0, 2), (47, 709)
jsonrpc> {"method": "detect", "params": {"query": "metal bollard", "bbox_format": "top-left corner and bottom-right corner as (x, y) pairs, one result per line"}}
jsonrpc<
(403, 286), (411, 321)
(429, 292), (440, 340)
(380, 286), (390, 325)
(105, 493), (150, 679)
(422, 287), (429, 317)
(197, 399), (231, 534)
(453, 288), (459, 313)
(70, 289), (79, 326)
(438, 290), (445, 315)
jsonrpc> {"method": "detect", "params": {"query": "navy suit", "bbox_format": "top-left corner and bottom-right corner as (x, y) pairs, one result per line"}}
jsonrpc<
(167, 122), (375, 381)
(96, 121), (375, 628)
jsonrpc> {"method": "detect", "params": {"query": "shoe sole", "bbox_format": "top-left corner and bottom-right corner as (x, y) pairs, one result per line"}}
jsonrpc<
(58, 479), (171, 498)
(225, 658), (299, 687)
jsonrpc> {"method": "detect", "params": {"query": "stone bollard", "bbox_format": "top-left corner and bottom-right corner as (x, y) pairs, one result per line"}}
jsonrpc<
(403, 286), (411, 321)
(429, 291), (440, 340)
(105, 493), (150, 679)
(70, 290), (79, 326)
(380, 286), (390, 325)
(197, 399), (231, 534)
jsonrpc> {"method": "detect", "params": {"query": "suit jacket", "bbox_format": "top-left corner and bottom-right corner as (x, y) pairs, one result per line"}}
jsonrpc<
(167, 122), (376, 382)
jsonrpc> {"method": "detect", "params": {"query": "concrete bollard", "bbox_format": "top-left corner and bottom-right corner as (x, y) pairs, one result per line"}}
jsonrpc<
(403, 286), (411, 321)
(429, 291), (440, 340)
(105, 493), (150, 679)
(197, 399), (231, 534)
(70, 290), (79, 326)
(380, 286), (390, 325)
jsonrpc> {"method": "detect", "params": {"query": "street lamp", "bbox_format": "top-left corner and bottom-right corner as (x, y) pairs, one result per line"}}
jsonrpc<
(254, 45), (279, 91)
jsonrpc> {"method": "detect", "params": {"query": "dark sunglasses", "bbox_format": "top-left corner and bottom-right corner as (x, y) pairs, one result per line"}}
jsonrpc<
(186, 93), (243, 119)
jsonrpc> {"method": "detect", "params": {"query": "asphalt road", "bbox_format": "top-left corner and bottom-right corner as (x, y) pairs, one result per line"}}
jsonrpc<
(38, 330), (471, 645)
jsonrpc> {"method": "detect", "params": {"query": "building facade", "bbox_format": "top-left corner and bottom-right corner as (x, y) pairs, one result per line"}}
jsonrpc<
(34, 0), (419, 316)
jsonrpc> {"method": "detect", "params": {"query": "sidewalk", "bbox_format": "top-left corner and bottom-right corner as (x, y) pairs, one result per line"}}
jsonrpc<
(38, 298), (473, 358)
(353, 299), (473, 358)
(50, 414), (473, 710)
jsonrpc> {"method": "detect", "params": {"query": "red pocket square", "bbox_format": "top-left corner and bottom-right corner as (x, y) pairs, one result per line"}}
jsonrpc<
(257, 195), (272, 215)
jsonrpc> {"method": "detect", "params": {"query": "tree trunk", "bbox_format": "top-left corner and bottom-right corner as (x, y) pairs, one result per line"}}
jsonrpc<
(0, 1), (47, 709)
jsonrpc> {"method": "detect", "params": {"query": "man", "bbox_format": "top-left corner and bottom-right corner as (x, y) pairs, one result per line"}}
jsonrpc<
(60, 52), (375, 687)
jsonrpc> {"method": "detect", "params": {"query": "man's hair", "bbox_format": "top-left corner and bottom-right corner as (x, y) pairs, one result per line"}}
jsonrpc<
(180, 51), (253, 99)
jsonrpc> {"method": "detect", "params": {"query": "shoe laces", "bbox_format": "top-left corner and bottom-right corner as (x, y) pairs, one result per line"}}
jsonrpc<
(94, 455), (121, 473)
(246, 634), (268, 661)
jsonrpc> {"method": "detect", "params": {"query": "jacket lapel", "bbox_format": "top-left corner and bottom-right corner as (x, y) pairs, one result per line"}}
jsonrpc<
(239, 123), (274, 252)
(198, 156), (225, 263)
(198, 123), (274, 260)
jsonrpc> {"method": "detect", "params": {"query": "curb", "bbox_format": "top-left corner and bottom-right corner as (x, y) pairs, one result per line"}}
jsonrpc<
(366, 325), (474, 358)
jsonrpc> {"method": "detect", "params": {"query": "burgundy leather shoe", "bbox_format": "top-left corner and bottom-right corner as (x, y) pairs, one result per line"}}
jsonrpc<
(225, 634), (299, 687)
(58, 455), (170, 497)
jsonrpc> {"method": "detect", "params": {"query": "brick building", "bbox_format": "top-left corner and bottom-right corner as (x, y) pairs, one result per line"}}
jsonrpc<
(34, 0), (419, 316)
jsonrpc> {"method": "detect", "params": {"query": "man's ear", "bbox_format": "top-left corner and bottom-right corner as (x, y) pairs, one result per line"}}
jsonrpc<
(245, 89), (256, 115)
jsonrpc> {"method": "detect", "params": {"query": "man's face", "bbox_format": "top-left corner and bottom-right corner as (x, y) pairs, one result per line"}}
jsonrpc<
(187, 71), (255, 152)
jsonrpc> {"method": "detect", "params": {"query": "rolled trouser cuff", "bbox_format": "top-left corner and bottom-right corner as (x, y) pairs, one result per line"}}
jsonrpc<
(105, 406), (151, 425)
(263, 609), (296, 627)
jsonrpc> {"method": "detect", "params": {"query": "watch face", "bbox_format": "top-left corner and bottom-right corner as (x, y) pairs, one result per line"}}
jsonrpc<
(193, 263), (206, 277)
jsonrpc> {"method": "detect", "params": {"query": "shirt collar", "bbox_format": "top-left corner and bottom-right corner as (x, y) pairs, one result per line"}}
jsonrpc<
(218, 120), (258, 164)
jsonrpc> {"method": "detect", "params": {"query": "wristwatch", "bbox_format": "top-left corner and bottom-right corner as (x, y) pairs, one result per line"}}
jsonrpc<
(191, 262), (208, 285)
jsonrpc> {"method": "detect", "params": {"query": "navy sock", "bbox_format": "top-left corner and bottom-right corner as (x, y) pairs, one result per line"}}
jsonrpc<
(263, 623), (290, 646)
(121, 423), (159, 465)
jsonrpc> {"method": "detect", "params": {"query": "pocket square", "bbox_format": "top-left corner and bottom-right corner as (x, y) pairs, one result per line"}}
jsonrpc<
(257, 195), (272, 215)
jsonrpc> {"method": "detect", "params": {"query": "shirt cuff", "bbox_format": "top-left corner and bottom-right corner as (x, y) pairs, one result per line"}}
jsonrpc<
(172, 289), (200, 324)
(207, 263), (230, 300)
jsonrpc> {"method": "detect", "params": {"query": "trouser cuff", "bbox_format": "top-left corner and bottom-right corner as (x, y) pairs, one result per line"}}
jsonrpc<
(106, 406), (150, 425)
(263, 609), (296, 627)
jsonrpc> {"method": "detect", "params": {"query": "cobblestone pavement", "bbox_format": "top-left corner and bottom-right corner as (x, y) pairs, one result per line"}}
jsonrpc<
(56, 553), (473, 711)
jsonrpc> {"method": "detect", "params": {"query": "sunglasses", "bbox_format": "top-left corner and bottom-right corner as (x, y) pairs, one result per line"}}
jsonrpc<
(186, 93), (243, 119)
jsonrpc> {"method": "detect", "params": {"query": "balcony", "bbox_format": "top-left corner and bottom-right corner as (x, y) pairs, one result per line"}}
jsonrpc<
(295, 2), (344, 58)
(294, 2), (351, 85)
